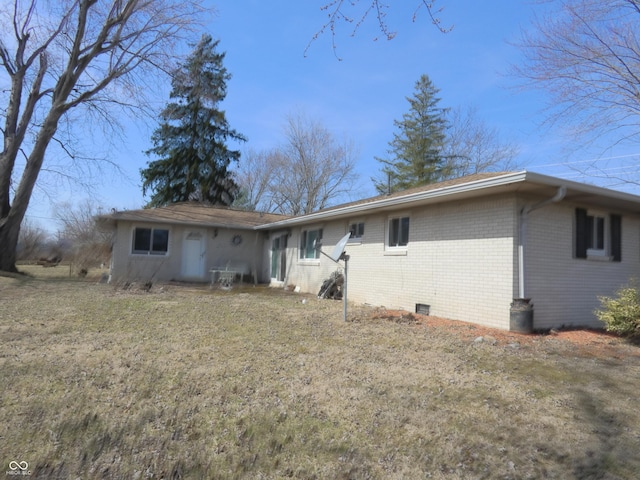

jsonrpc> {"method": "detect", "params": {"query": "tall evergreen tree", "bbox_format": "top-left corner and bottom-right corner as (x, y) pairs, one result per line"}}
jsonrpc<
(374, 74), (450, 194)
(141, 35), (246, 207)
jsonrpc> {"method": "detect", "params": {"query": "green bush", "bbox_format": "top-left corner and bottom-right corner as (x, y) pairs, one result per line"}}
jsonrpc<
(595, 280), (640, 338)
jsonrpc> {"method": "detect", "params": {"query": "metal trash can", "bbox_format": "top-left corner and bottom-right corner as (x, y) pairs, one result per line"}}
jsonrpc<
(510, 298), (533, 333)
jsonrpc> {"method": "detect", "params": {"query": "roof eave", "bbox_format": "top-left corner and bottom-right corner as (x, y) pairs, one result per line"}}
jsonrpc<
(522, 171), (640, 207)
(256, 171), (530, 229)
(257, 170), (640, 230)
(97, 212), (282, 230)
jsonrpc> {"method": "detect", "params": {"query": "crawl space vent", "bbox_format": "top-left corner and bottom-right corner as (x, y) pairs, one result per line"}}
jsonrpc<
(415, 303), (430, 315)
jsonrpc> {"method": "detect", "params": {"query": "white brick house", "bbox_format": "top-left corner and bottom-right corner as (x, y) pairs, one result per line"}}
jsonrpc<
(102, 171), (640, 331)
(100, 203), (289, 284)
(256, 171), (640, 330)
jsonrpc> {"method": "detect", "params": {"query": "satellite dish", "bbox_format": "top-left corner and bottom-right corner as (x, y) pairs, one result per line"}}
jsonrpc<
(319, 232), (353, 322)
(330, 232), (352, 262)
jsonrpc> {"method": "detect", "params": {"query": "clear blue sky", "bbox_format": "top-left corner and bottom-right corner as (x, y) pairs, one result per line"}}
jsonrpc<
(25, 0), (640, 232)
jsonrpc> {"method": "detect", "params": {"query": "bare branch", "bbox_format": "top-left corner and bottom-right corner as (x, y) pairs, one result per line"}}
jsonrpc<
(513, 0), (640, 147)
(443, 106), (521, 178)
(234, 112), (359, 215)
(306, 0), (452, 57)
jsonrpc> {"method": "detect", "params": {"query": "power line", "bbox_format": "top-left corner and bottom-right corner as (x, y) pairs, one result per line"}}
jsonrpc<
(24, 214), (58, 221)
(535, 152), (640, 168)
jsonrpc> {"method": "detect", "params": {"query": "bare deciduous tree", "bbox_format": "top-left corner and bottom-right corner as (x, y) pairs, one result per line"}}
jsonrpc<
(0, 0), (205, 272)
(235, 113), (359, 215)
(443, 106), (520, 178)
(514, 0), (640, 146)
(233, 148), (278, 212)
(16, 218), (48, 262)
(56, 200), (109, 245)
(55, 199), (112, 274)
(273, 114), (359, 215)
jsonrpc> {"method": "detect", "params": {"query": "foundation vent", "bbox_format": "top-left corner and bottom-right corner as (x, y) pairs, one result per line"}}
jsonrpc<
(415, 303), (430, 315)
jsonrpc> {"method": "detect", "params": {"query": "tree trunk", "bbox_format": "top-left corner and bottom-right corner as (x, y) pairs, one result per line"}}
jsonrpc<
(0, 116), (59, 273)
(0, 215), (21, 272)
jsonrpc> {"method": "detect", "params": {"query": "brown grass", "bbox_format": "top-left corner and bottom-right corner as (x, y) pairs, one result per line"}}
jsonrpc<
(1, 265), (639, 479)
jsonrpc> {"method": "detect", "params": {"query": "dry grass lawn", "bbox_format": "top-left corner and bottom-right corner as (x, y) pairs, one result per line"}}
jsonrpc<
(1, 265), (639, 479)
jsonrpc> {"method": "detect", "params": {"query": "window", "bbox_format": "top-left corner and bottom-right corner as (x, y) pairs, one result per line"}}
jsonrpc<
(575, 208), (621, 261)
(590, 215), (605, 251)
(132, 227), (169, 255)
(348, 222), (365, 240)
(388, 216), (410, 248)
(300, 228), (322, 259)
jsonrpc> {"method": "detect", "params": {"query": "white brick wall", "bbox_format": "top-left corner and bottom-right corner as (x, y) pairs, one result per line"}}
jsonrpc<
(280, 194), (640, 330)
(524, 203), (640, 329)
(281, 194), (519, 329)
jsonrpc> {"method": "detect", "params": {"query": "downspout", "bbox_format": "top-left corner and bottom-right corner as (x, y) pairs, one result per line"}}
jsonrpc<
(518, 186), (567, 299)
(253, 231), (260, 285)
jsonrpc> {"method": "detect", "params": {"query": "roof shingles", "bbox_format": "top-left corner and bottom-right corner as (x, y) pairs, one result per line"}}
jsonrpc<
(102, 203), (290, 229)
(317, 172), (512, 213)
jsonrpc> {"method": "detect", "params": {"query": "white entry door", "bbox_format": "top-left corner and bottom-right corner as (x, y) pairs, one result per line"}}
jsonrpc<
(271, 234), (287, 282)
(182, 231), (205, 278)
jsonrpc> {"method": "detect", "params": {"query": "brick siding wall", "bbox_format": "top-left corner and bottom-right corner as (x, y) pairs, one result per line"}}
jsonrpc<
(281, 194), (518, 329)
(524, 202), (640, 329)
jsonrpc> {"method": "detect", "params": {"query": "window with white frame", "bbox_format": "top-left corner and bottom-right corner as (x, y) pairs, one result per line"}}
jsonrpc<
(348, 221), (365, 241)
(132, 227), (169, 255)
(300, 228), (322, 259)
(575, 208), (621, 261)
(387, 216), (410, 248)
(588, 214), (606, 253)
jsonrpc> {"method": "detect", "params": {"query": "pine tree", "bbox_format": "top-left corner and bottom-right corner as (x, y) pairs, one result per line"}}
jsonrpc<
(374, 74), (450, 194)
(141, 35), (246, 207)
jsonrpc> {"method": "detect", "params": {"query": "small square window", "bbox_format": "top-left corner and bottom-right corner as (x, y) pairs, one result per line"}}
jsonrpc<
(575, 208), (621, 261)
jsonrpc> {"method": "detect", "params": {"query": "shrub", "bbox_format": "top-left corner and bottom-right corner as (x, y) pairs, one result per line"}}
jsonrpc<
(595, 280), (640, 339)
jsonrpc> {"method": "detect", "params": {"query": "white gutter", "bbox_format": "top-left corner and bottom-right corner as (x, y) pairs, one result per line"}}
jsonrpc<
(518, 186), (567, 299)
(256, 171), (640, 231)
(257, 171), (530, 229)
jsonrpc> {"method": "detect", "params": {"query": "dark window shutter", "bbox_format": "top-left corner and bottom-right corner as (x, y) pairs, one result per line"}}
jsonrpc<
(575, 208), (588, 259)
(610, 214), (622, 262)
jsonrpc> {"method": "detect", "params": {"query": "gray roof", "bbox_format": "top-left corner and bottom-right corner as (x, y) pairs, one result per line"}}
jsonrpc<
(99, 172), (640, 232)
(98, 202), (290, 229)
